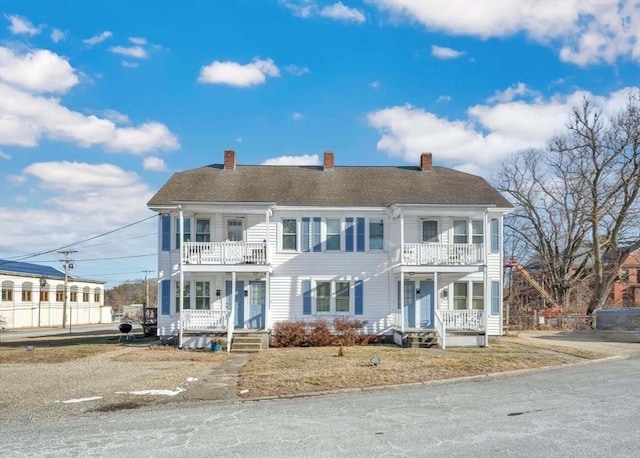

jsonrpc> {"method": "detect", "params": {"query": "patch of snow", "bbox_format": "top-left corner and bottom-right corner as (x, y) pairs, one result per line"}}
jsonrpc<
(240, 389), (249, 394)
(128, 387), (186, 397)
(62, 396), (103, 404)
(186, 377), (198, 382)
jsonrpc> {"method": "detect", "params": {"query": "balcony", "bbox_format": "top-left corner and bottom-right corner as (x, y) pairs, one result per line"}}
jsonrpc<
(402, 243), (484, 266)
(183, 241), (267, 265)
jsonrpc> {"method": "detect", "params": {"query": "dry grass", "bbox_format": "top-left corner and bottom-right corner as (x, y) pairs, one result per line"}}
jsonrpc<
(237, 343), (605, 398)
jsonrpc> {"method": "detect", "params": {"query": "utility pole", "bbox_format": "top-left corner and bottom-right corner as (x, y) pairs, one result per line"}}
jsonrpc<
(58, 250), (77, 328)
(142, 270), (153, 307)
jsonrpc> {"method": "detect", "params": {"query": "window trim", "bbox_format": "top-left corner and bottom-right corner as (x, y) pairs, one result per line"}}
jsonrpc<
(490, 218), (500, 253)
(226, 217), (244, 242)
(471, 220), (483, 245)
(312, 278), (352, 315)
(175, 280), (191, 312)
(281, 218), (298, 251)
(175, 216), (191, 249)
(195, 218), (211, 242)
(325, 218), (341, 251)
(368, 218), (384, 250)
(453, 220), (468, 244)
(421, 219), (439, 243)
(195, 281), (211, 310)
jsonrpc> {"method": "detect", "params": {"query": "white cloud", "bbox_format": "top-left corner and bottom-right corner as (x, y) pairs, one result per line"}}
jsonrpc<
(0, 47), (180, 154)
(83, 31), (113, 46)
(367, 87), (639, 174)
(370, 80), (380, 89)
(262, 154), (320, 166)
(50, 28), (66, 43)
(487, 82), (540, 103)
(0, 47), (78, 94)
(282, 1), (365, 23)
(102, 109), (130, 124)
(6, 174), (26, 184)
(436, 95), (451, 103)
(0, 161), (156, 257)
(198, 58), (280, 87)
(431, 45), (465, 59)
(236, 137), (243, 143)
(0, 149), (10, 160)
(109, 45), (148, 59)
(143, 156), (168, 172)
(5, 14), (40, 35)
(121, 61), (140, 68)
(319, 2), (366, 23)
(285, 64), (310, 76)
(370, 0), (640, 65)
(129, 37), (147, 45)
(292, 112), (304, 120)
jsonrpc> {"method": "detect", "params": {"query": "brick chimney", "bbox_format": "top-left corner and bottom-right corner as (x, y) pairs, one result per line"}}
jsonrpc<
(323, 151), (334, 171)
(224, 149), (236, 170)
(420, 152), (432, 171)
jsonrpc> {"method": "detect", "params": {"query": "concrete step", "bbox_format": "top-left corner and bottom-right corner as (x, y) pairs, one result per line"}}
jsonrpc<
(232, 336), (263, 344)
(231, 348), (261, 353)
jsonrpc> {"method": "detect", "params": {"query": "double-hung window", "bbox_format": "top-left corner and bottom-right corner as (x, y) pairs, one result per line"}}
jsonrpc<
(453, 220), (468, 244)
(315, 281), (350, 313)
(335, 282), (350, 312)
(453, 283), (468, 310)
(1, 283), (12, 301)
(471, 220), (483, 245)
(282, 219), (297, 250)
(196, 219), (211, 242)
(70, 290), (77, 302)
(175, 218), (191, 248)
(472, 283), (484, 309)
(22, 286), (32, 302)
(94, 291), (100, 302)
(227, 218), (243, 241)
(326, 219), (341, 251)
(491, 219), (500, 252)
(56, 288), (64, 302)
(175, 281), (191, 312)
(316, 282), (331, 312)
(40, 290), (49, 302)
(369, 219), (384, 250)
(83, 291), (89, 302)
(195, 281), (210, 309)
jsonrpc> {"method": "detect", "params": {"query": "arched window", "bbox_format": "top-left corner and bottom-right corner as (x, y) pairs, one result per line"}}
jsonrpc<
(70, 286), (78, 302)
(2, 281), (14, 301)
(94, 288), (101, 303)
(82, 286), (90, 302)
(22, 282), (33, 302)
(55, 285), (64, 302)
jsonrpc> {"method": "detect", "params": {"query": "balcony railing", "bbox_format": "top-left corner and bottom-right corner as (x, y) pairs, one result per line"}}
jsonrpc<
(440, 309), (485, 332)
(183, 309), (229, 331)
(402, 243), (484, 265)
(183, 241), (267, 265)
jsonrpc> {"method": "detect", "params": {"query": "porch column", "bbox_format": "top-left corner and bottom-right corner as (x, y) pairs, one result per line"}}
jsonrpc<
(266, 208), (271, 264)
(400, 211), (404, 264)
(434, 272), (438, 316)
(231, 271), (236, 329)
(400, 271), (405, 332)
(265, 272), (271, 330)
(483, 210), (489, 347)
(179, 207), (184, 348)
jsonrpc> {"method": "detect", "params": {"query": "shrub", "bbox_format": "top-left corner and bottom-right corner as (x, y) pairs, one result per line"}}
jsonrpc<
(271, 321), (307, 347)
(307, 319), (334, 346)
(271, 318), (376, 347)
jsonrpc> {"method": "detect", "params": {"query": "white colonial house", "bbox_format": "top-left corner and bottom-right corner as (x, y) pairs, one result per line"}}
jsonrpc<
(0, 260), (109, 329)
(147, 150), (513, 350)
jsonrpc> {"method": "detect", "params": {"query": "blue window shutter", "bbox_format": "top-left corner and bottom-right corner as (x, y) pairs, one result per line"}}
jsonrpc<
(345, 217), (354, 252)
(491, 281), (500, 315)
(302, 217), (310, 252)
(161, 215), (171, 251)
(302, 280), (311, 315)
(355, 280), (364, 315)
(491, 219), (499, 253)
(161, 280), (170, 315)
(312, 217), (321, 252)
(356, 217), (365, 252)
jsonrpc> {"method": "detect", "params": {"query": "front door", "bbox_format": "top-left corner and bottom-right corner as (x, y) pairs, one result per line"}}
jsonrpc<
(248, 281), (266, 329)
(399, 280), (416, 328)
(225, 280), (244, 328)
(419, 280), (435, 328)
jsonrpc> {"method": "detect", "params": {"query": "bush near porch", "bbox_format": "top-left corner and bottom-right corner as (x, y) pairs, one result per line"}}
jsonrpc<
(271, 318), (379, 347)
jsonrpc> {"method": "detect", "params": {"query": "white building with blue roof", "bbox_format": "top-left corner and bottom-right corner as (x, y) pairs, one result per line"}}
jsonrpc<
(0, 259), (109, 329)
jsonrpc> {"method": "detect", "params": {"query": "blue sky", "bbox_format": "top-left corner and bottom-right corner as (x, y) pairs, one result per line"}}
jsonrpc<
(0, 0), (638, 289)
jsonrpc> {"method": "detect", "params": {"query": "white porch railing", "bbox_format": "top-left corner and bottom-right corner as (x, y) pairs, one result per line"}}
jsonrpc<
(434, 309), (446, 350)
(440, 309), (485, 332)
(183, 241), (267, 265)
(402, 243), (484, 265)
(182, 309), (229, 331)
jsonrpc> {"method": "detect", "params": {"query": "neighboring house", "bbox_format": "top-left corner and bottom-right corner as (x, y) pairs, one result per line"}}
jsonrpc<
(0, 260), (108, 329)
(147, 150), (513, 348)
(611, 250), (640, 307)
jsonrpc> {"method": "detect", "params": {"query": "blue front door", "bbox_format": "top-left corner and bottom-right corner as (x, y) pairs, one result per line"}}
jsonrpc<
(248, 281), (266, 329)
(399, 280), (416, 328)
(419, 280), (435, 328)
(225, 280), (244, 328)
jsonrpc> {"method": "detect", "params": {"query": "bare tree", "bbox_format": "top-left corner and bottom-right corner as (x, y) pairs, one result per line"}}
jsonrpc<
(497, 92), (640, 314)
(554, 94), (640, 313)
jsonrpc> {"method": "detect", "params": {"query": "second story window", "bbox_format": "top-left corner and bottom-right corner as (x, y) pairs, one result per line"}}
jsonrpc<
(472, 220), (483, 245)
(227, 218), (243, 242)
(196, 219), (210, 242)
(175, 218), (191, 248)
(282, 219), (297, 250)
(40, 290), (49, 302)
(422, 220), (438, 243)
(369, 219), (384, 250)
(56, 287), (64, 302)
(453, 220), (468, 244)
(326, 219), (341, 251)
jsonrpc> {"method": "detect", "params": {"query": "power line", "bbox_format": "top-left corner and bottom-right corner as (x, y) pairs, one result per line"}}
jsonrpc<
(13, 253), (156, 263)
(3, 214), (157, 264)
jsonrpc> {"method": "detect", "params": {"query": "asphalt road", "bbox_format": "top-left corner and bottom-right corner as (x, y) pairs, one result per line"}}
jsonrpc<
(2, 356), (638, 457)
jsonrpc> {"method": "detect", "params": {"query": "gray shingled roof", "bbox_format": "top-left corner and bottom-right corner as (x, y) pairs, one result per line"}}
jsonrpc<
(147, 165), (513, 208)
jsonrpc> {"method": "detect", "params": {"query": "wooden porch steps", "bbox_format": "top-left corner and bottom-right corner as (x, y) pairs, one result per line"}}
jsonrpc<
(231, 333), (266, 353)
(406, 330), (439, 349)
